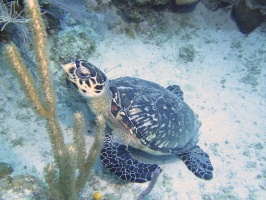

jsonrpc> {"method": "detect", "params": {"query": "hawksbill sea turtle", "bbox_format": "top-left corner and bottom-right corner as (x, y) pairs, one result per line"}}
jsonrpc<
(62, 60), (213, 183)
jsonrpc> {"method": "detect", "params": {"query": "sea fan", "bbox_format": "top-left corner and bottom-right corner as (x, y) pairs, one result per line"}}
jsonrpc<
(0, 1), (36, 77)
(0, 0), (30, 30)
(0, 0), (31, 49)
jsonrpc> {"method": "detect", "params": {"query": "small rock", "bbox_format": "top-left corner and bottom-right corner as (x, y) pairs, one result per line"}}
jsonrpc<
(179, 44), (196, 62)
(246, 161), (256, 169)
(254, 143), (263, 149)
(231, 0), (264, 34)
(125, 28), (137, 39)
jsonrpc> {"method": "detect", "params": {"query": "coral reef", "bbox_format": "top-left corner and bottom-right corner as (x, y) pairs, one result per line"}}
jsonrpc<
(41, 0), (111, 22)
(201, 0), (235, 11)
(41, 0), (91, 23)
(0, 174), (49, 199)
(201, 0), (265, 33)
(113, 0), (198, 22)
(54, 25), (95, 61)
(254, 0), (266, 5)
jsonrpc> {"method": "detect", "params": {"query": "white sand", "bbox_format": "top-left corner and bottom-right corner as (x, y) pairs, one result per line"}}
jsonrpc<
(0, 2), (265, 200)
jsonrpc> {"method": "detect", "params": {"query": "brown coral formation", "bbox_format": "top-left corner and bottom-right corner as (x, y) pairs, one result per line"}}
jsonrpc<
(113, 0), (199, 21)
(201, 0), (235, 11)
(175, 0), (197, 5)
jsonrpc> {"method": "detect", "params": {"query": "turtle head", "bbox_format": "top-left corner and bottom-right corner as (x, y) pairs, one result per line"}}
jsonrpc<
(62, 60), (109, 99)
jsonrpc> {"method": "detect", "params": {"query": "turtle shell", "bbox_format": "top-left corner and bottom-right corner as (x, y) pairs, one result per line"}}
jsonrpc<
(110, 77), (200, 155)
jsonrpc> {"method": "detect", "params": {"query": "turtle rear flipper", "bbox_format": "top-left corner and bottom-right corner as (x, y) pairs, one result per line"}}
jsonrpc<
(178, 145), (213, 180)
(167, 85), (184, 100)
(100, 132), (162, 183)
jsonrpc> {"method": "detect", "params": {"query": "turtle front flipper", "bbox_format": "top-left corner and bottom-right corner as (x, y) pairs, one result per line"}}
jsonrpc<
(178, 145), (213, 180)
(100, 132), (162, 183)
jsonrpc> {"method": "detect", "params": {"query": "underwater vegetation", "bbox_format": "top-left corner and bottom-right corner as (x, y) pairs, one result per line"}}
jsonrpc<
(0, 0), (110, 75)
(2, 0), (107, 199)
(0, 0), (36, 76)
(1, 0), (158, 199)
(0, 1), (260, 199)
(1, 0), (264, 61)
(0, 0), (31, 48)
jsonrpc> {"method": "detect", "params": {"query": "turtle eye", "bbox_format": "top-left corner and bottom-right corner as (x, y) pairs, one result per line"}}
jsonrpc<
(76, 67), (90, 80)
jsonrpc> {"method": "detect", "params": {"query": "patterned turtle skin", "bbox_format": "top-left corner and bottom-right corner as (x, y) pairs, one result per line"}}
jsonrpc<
(62, 60), (213, 182)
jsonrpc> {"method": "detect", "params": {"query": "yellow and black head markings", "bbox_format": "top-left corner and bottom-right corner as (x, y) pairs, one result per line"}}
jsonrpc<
(62, 59), (213, 182)
(62, 60), (107, 97)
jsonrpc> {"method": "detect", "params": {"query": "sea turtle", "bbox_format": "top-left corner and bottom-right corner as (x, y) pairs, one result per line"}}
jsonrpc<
(62, 59), (213, 183)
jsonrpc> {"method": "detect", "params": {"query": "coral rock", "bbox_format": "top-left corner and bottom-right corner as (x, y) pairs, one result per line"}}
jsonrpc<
(231, 0), (264, 34)
(175, 0), (198, 5)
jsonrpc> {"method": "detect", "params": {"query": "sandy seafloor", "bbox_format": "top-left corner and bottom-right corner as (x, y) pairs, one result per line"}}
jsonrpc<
(0, 2), (266, 200)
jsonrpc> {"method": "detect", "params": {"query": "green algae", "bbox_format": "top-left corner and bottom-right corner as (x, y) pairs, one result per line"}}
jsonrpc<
(179, 44), (196, 62)
(0, 162), (13, 179)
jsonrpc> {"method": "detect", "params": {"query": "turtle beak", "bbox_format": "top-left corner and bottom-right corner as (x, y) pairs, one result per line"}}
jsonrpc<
(62, 62), (74, 74)
(61, 61), (79, 86)
(62, 61), (78, 78)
